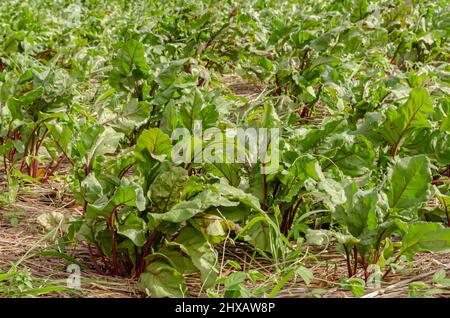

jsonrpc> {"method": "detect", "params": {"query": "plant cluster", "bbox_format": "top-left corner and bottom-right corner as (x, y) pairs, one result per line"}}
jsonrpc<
(1, 0), (449, 297)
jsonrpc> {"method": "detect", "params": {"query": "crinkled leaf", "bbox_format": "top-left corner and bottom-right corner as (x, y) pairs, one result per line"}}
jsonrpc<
(205, 163), (240, 187)
(148, 165), (188, 213)
(77, 125), (124, 166)
(400, 222), (450, 256)
(138, 261), (186, 297)
(382, 88), (433, 153)
(81, 172), (103, 203)
(335, 186), (380, 253)
(327, 134), (375, 177)
(109, 40), (149, 92)
(176, 226), (218, 288)
(386, 155), (432, 214)
(136, 128), (172, 162)
(117, 213), (147, 247)
(149, 189), (238, 223)
(87, 181), (145, 218)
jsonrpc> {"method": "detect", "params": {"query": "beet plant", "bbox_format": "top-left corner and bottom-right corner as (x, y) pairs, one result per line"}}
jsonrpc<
(1, 0), (450, 298)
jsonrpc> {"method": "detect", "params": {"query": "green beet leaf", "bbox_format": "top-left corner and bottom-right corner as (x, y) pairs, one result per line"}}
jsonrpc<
(382, 88), (434, 155)
(400, 222), (450, 257)
(117, 213), (148, 247)
(386, 155), (432, 216)
(148, 165), (188, 213)
(138, 261), (187, 298)
(109, 40), (150, 92)
(136, 128), (172, 162)
(176, 226), (218, 288)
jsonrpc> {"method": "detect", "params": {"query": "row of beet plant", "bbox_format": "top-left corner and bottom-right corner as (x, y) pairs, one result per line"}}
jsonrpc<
(1, 0), (449, 297)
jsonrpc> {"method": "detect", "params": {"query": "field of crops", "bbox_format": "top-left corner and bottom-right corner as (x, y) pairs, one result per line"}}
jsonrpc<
(1, 0), (450, 299)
